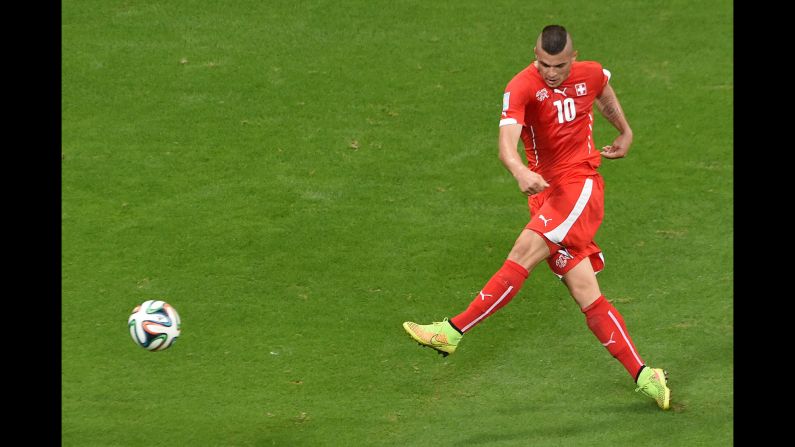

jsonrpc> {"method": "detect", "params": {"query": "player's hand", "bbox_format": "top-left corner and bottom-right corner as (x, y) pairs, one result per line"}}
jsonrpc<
(601, 132), (633, 159)
(515, 169), (549, 196)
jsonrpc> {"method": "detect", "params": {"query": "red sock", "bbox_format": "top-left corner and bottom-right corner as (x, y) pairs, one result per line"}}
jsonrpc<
(582, 295), (645, 379)
(450, 260), (529, 333)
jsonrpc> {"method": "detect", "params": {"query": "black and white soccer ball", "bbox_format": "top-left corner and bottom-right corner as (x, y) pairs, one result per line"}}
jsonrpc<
(128, 300), (181, 351)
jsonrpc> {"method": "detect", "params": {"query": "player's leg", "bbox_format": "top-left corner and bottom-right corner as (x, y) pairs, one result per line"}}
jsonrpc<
(402, 229), (549, 356)
(450, 228), (550, 332)
(559, 255), (601, 309)
(543, 174), (670, 409)
(562, 258), (670, 409)
(564, 259), (645, 378)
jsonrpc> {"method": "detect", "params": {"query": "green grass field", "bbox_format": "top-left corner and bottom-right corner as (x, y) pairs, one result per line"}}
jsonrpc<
(62, 1), (733, 445)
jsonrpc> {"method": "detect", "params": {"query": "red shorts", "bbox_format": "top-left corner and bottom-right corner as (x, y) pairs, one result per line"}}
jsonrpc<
(525, 174), (606, 277)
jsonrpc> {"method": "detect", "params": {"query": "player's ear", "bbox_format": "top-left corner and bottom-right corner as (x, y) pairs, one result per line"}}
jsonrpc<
(572, 50), (578, 61)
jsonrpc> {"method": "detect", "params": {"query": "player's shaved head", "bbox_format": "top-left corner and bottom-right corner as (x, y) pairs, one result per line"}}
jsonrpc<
(533, 25), (577, 88)
(537, 25), (572, 55)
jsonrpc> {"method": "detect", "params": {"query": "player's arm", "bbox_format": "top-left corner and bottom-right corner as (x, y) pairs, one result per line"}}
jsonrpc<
(498, 123), (549, 195)
(596, 83), (633, 159)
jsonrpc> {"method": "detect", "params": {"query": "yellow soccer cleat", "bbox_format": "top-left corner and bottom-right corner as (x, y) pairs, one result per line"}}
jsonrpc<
(402, 319), (462, 357)
(635, 366), (671, 410)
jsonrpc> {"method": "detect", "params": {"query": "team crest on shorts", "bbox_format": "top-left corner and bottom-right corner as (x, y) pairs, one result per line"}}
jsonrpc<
(536, 88), (549, 102)
(555, 249), (573, 269)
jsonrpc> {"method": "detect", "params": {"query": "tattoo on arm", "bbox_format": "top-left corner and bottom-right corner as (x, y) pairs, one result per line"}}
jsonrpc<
(598, 95), (625, 130)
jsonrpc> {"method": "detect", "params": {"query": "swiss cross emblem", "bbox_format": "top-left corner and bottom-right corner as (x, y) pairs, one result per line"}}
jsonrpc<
(575, 83), (587, 96)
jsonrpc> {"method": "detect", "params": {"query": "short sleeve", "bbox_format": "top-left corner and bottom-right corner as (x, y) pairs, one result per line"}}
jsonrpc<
(602, 68), (611, 84)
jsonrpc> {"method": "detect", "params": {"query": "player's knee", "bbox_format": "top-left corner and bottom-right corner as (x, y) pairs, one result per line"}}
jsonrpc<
(566, 282), (597, 301)
(507, 230), (550, 269)
(562, 270), (601, 308)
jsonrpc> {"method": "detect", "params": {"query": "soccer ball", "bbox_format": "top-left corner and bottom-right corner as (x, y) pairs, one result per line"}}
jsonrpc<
(128, 300), (181, 351)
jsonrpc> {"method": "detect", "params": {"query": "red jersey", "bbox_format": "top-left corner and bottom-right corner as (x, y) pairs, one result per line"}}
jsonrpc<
(500, 61), (610, 182)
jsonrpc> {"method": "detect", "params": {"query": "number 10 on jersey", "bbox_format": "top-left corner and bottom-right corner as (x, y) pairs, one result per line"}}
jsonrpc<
(553, 98), (576, 123)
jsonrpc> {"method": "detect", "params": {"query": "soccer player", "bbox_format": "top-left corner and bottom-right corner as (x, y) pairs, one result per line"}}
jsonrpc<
(402, 25), (671, 410)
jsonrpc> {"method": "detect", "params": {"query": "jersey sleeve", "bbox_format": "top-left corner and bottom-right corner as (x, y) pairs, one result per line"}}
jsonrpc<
(500, 75), (531, 127)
